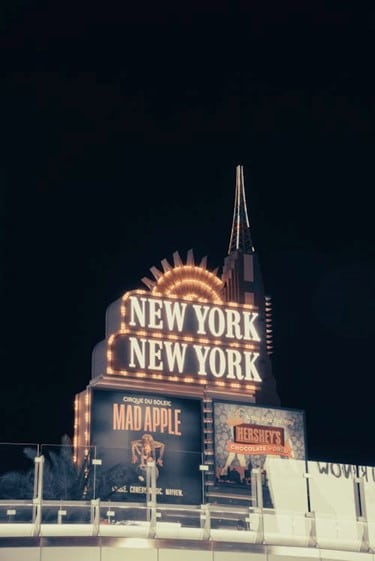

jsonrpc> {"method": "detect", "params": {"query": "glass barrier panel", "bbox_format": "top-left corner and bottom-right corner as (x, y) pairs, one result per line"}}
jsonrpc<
(262, 509), (312, 547)
(0, 501), (34, 523)
(40, 444), (95, 501)
(40, 501), (92, 524)
(157, 504), (202, 529)
(359, 464), (375, 521)
(307, 460), (358, 519)
(357, 465), (375, 552)
(208, 504), (249, 530)
(99, 502), (148, 525)
(93, 447), (202, 506)
(85, 445), (139, 502)
(0, 443), (38, 500)
(264, 457), (308, 512)
(208, 458), (289, 509)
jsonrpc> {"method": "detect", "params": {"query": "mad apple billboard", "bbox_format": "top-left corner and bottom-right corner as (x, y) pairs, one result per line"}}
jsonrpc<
(90, 389), (202, 504)
(214, 401), (306, 487)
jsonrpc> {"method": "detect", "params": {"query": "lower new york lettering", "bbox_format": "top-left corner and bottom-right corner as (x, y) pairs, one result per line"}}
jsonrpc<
(127, 336), (261, 382)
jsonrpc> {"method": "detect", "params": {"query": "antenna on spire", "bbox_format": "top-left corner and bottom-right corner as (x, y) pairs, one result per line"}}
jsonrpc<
(228, 165), (254, 255)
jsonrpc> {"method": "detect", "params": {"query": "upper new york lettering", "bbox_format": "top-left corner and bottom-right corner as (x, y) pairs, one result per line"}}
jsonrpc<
(126, 295), (260, 343)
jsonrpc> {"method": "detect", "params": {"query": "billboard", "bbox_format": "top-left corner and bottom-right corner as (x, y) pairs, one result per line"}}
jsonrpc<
(107, 291), (262, 385)
(213, 401), (306, 505)
(90, 389), (202, 504)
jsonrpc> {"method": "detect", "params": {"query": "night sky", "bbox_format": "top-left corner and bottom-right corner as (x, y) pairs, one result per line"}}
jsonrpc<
(0, 1), (374, 467)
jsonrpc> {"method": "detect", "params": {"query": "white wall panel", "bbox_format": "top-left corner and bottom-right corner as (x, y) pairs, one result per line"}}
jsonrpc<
(40, 546), (100, 561)
(214, 552), (265, 561)
(159, 548), (211, 561)
(0, 548), (40, 561)
(101, 546), (157, 561)
(319, 549), (374, 560)
(267, 546), (319, 560)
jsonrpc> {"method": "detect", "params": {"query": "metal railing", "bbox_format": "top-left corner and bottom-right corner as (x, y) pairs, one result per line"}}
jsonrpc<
(0, 498), (371, 553)
(1, 445), (375, 554)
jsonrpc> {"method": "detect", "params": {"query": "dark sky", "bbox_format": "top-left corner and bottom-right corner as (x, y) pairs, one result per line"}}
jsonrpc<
(0, 1), (374, 466)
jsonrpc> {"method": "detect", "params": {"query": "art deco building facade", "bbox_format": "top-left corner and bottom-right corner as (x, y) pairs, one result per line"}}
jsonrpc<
(0, 166), (373, 561)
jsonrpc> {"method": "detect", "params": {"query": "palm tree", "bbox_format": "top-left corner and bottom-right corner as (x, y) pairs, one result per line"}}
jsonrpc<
(0, 435), (137, 503)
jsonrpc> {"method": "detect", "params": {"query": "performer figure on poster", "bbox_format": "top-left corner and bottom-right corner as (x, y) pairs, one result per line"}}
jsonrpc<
(131, 434), (165, 481)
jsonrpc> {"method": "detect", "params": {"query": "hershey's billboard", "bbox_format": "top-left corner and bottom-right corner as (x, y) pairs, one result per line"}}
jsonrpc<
(213, 401), (306, 487)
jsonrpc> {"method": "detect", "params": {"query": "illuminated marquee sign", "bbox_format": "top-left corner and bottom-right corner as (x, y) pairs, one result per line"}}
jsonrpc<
(108, 291), (262, 384)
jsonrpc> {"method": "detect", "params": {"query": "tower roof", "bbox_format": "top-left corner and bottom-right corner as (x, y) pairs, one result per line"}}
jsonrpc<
(228, 165), (254, 255)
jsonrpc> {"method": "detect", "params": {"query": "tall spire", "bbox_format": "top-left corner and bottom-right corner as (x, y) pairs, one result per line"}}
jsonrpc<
(228, 165), (254, 255)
